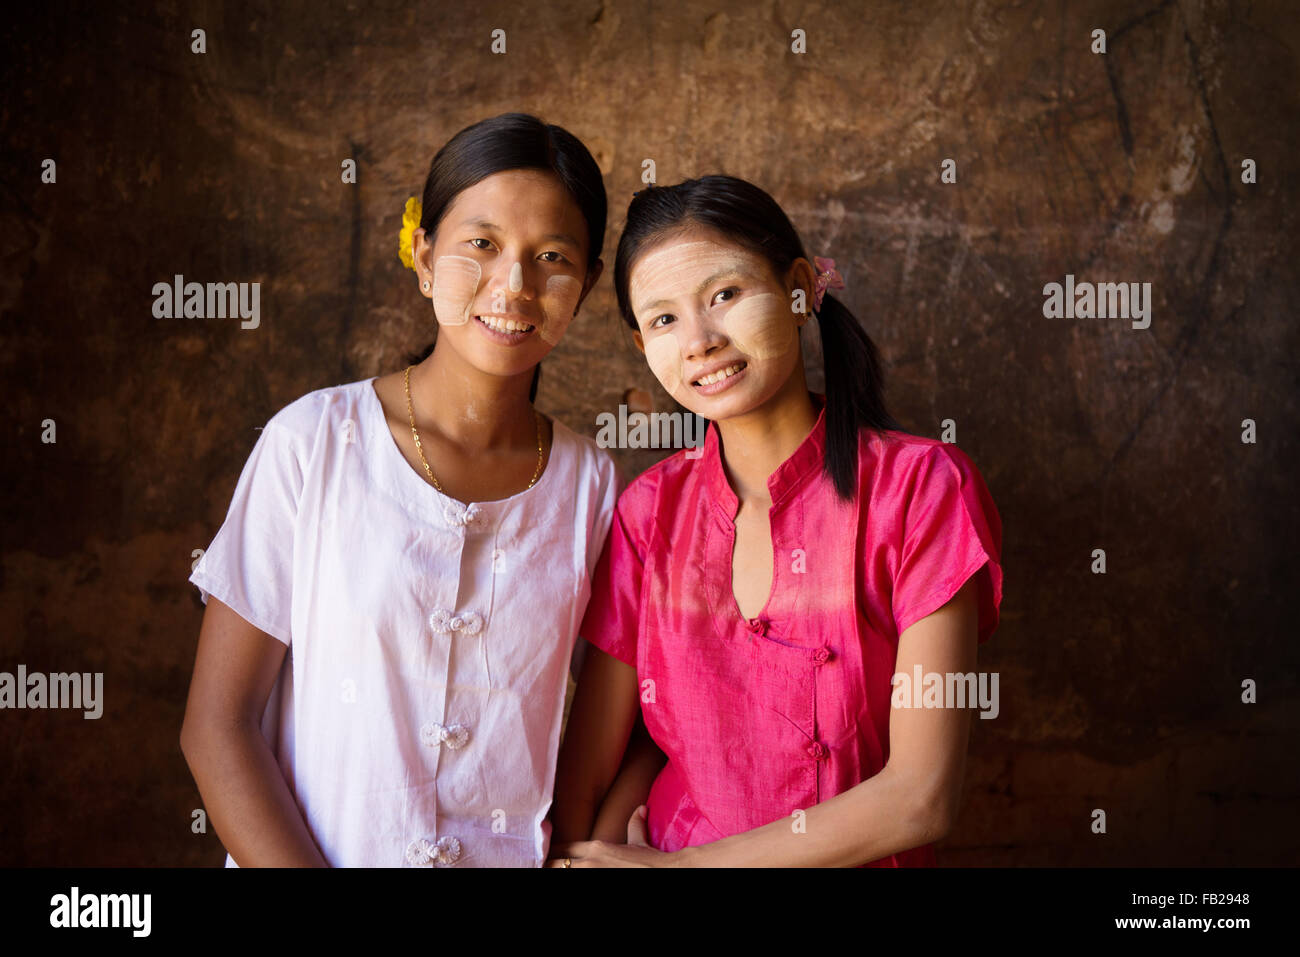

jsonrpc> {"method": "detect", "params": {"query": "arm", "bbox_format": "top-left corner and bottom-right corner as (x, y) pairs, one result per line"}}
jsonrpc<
(565, 578), (981, 867)
(588, 713), (667, 843)
(548, 644), (642, 847)
(179, 597), (328, 867)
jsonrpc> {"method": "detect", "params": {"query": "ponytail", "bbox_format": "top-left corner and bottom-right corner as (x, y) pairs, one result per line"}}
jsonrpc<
(814, 293), (904, 500)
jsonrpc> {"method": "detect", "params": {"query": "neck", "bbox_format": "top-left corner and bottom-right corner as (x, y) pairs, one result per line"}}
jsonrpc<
(714, 368), (818, 504)
(410, 338), (537, 450)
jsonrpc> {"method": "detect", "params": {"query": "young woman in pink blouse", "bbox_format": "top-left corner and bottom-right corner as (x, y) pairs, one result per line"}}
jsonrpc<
(549, 174), (1004, 867)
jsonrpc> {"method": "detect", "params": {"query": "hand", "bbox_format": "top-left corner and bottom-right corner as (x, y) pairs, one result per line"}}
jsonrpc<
(545, 805), (677, 867)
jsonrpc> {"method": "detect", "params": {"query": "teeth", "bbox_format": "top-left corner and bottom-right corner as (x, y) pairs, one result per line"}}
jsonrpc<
(694, 363), (744, 386)
(476, 315), (534, 333)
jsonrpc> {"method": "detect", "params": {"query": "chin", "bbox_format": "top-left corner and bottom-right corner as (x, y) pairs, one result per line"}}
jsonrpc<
(462, 343), (549, 379)
(480, 358), (544, 380)
(678, 379), (773, 421)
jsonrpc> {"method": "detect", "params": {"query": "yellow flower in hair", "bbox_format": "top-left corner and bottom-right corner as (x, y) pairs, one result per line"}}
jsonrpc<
(398, 196), (421, 270)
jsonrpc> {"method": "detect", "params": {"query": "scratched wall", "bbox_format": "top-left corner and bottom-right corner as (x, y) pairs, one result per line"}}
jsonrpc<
(1, 0), (1297, 865)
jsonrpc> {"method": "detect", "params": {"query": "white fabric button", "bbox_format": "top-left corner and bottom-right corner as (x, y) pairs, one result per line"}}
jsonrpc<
(428, 608), (483, 635)
(405, 835), (462, 867)
(420, 721), (470, 749)
(442, 503), (486, 529)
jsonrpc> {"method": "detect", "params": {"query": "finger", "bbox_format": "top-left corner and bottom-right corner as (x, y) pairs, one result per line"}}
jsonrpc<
(626, 805), (651, 847)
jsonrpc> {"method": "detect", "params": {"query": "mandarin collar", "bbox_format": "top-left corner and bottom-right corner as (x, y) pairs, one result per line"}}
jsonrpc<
(702, 393), (828, 516)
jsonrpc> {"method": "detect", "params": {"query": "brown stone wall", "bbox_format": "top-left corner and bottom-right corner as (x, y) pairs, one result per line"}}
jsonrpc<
(1, 0), (1296, 865)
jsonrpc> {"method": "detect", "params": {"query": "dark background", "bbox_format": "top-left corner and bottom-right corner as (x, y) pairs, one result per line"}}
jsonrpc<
(2, 0), (1297, 865)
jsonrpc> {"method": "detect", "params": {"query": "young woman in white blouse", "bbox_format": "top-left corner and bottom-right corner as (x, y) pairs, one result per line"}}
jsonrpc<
(180, 113), (640, 867)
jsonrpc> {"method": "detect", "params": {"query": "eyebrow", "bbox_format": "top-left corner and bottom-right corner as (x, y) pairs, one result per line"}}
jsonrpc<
(636, 268), (758, 316)
(458, 218), (581, 248)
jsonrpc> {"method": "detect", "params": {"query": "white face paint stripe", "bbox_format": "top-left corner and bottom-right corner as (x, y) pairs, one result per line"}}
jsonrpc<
(539, 274), (583, 344)
(508, 261), (523, 294)
(722, 292), (794, 360)
(644, 331), (685, 396)
(630, 239), (804, 413)
(629, 242), (756, 322)
(431, 256), (482, 326)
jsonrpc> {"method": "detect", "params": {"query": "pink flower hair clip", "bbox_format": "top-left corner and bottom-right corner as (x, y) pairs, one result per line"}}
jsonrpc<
(812, 256), (846, 311)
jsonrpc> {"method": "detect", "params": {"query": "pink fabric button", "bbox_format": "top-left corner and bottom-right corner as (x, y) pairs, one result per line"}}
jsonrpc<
(807, 741), (827, 760)
(811, 646), (831, 665)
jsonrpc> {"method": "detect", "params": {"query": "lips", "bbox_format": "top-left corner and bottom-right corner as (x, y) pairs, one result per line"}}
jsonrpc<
(690, 360), (748, 387)
(474, 314), (536, 334)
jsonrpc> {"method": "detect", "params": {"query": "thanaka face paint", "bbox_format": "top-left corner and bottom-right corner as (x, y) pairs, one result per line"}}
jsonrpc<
(435, 252), (583, 344)
(431, 256), (482, 326)
(722, 292), (794, 359)
(629, 242), (756, 322)
(644, 333), (685, 394)
(538, 274), (583, 344)
(629, 239), (800, 400)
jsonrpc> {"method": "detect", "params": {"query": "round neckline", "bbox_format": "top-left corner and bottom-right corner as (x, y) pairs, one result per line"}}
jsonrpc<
(364, 375), (563, 509)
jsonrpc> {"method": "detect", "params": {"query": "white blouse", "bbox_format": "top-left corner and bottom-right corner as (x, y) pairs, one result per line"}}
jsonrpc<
(189, 377), (620, 867)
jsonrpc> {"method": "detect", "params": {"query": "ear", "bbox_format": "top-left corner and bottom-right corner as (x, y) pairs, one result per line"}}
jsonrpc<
(631, 329), (646, 355)
(787, 257), (818, 323)
(413, 228), (436, 296)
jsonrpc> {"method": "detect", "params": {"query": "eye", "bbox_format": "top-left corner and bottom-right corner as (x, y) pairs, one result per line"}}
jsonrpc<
(648, 314), (676, 330)
(469, 238), (493, 250)
(538, 250), (568, 264)
(712, 286), (739, 305)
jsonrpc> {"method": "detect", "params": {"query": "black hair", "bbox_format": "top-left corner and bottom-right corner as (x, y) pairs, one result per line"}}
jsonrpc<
(613, 174), (902, 500)
(411, 112), (607, 401)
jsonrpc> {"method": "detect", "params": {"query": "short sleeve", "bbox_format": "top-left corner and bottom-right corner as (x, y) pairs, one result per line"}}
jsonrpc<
(583, 452), (628, 580)
(189, 420), (306, 645)
(571, 452), (628, 680)
(576, 478), (651, 669)
(891, 444), (1003, 644)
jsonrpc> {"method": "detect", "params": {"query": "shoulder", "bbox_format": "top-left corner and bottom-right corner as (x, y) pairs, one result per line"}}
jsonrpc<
(861, 428), (990, 501)
(550, 416), (621, 492)
(608, 443), (704, 539)
(266, 378), (372, 435)
(255, 378), (376, 468)
(859, 430), (998, 546)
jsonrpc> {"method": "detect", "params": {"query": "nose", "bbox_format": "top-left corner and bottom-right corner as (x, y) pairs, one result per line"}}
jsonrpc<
(679, 311), (727, 362)
(489, 259), (535, 305)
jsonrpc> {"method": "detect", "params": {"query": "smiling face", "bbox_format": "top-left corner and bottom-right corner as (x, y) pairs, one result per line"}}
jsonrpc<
(629, 226), (811, 421)
(411, 168), (597, 379)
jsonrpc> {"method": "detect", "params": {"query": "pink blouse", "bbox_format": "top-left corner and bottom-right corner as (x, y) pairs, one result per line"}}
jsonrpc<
(578, 394), (1003, 866)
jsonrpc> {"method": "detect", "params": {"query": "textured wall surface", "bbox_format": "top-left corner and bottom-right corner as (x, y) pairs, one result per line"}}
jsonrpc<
(1, 0), (1297, 866)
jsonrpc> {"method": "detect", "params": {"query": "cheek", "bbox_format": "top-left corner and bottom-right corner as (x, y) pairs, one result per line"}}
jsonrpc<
(644, 333), (685, 395)
(723, 293), (794, 360)
(431, 256), (482, 326)
(538, 275), (583, 344)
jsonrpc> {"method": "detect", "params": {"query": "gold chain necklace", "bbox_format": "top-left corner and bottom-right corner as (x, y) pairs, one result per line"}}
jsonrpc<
(404, 365), (544, 494)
